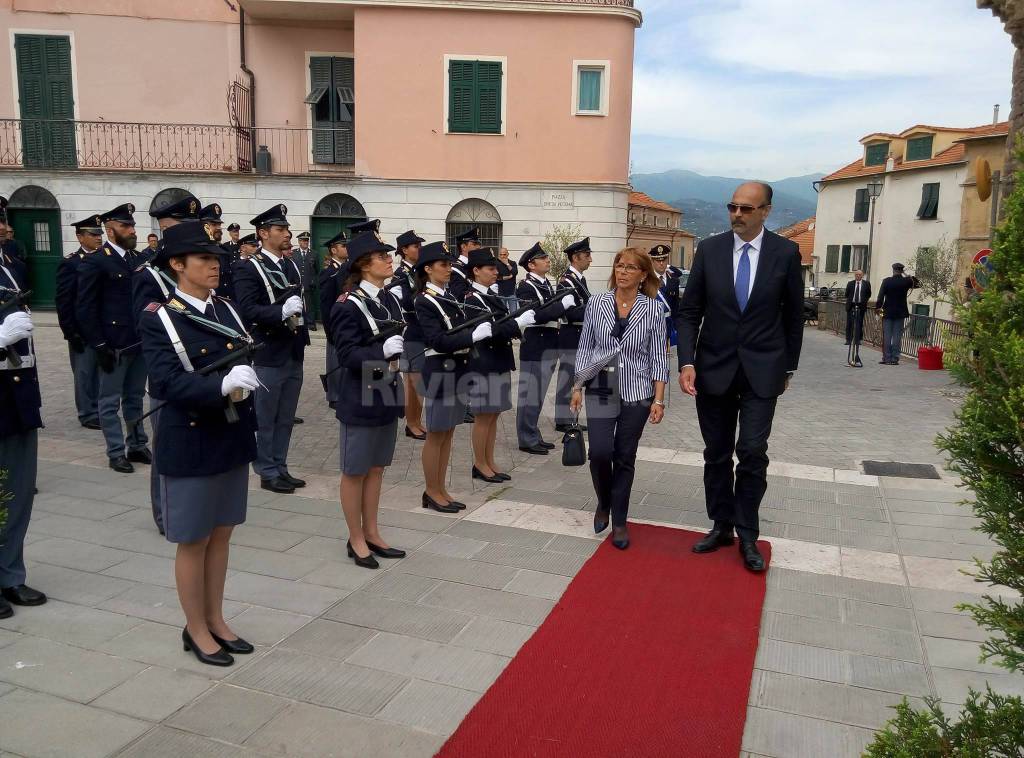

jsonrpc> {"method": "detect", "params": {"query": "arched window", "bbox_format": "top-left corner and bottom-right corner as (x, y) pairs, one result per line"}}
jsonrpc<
(149, 187), (194, 215)
(7, 185), (61, 307)
(9, 185), (59, 209)
(445, 199), (502, 250)
(313, 193), (366, 219)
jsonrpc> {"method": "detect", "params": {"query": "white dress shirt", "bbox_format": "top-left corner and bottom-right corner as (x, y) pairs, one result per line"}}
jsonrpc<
(732, 228), (764, 300)
(175, 288), (214, 313)
(107, 240), (128, 259)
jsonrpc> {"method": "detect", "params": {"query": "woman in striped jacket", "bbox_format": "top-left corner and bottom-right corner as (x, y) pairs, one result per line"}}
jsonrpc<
(570, 247), (669, 550)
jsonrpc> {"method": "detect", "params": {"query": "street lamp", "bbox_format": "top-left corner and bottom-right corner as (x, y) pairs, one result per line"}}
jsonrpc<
(865, 177), (883, 277)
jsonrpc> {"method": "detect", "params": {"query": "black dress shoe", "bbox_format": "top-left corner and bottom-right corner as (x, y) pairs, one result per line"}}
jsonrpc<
(346, 541), (380, 569)
(280, 471), (306, 488)
(422, 492), (459, 514)
(739, 540), (767, 572)
(539, 440), (556, 450)
(594, 508), (610, 534)
(293, 417), (304, 424)
(405, 426), (427, 440)
(210, 632), (254, 654)
(126, 447), (152, 464)
(519, 444), (549, 455)
(472, 466), (504, 484)
(109, 456), (134, 474)
(692, 527), (735, 554)
(182, 628), (234, 667)
(1, 584), (47, 606)
(0, 597), (12, 619)
(447, 499), (467, 511)
(611, 525), (630, 550)
(463, 411), (475, 424)
(494, 472), (511, 481)
(260, 477), (295, 494)
(81, 419), (101, 430)
(366, 541), (406, 559)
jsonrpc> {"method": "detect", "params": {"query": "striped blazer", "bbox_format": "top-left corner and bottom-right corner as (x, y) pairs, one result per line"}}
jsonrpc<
(573, 291), (669, 402)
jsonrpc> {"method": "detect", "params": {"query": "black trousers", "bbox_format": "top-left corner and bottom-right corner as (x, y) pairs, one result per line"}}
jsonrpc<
(694, 367), (778, 541)
(845, 307), (866, 343)
(585, 392), (651, 527)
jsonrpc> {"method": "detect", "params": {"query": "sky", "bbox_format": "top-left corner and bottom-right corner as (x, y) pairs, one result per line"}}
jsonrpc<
(629, 0), (1015, 180)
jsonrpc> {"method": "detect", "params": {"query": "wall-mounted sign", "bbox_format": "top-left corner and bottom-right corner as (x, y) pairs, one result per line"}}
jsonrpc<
(971, 248), (993, 291)
(542, 190), (575, 210)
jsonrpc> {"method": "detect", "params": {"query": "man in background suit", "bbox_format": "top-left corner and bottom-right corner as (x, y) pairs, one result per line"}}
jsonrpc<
(677, 182), (804, 572)
(844, 270), (871, 345)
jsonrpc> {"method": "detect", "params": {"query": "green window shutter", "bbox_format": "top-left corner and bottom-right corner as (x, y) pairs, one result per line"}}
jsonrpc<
(15, 35), (45, 168)
(865, 143), (888, 166)
(840, 245), (852, 273)
(310, 56), (334, 163)
(918, 183), (940, 219)
(906, 135), (933, 162)
(475, 61), (502, 134)
(825, 245), (840, 273)
(448, 60), (475, 133)
(331, 57), (354, 164)
(853, 189), (869, 222)
(16, 34), (75, 169)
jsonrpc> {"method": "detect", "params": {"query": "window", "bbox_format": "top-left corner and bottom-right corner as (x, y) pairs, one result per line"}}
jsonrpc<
(840, 245), (852, 273)
(573, 61), (610, 116)
(447, 58), (504, 134)
(864, 143), (889, 166)
(906, 135), (934, 162)
(306, 56), (354, 164)
(446, 198), (503, 250)
(853, 188), (870, 222)
(852, 245), (867, 271)
(33, 221), (51, 252)
(918, 183), (940, 219)
(825, 245), (840, 273)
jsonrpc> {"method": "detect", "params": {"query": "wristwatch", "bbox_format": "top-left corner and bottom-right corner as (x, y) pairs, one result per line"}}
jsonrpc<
(652, 399), (666, 407)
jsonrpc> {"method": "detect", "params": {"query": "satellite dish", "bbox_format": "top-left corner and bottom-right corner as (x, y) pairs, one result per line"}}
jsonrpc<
(977, 158), (992, 202)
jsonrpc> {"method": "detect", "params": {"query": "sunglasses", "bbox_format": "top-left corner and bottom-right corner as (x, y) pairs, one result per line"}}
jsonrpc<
(726, 203), (768, 215)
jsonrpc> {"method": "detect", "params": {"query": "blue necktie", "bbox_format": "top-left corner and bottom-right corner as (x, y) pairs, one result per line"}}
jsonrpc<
(736, 243), (751, 312)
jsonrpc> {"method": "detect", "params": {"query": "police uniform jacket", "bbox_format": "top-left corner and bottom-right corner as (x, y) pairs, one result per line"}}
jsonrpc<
(221, 241), (240, 259)
(556, 267), (590, 351)
(139, 294), (257, 477)
(0, 264), (41, 438)
(318, 259), (346, 340)
(55, 247), (91, 347)
(465, 284), (520, 374)
(232, 249), (310, 367)
(516, 273), (570, 362)
(414, 284), (475, 398)
(0, 249), (27, 291)
(75, 242), (143, 354)
(658, 271), (681, 319)
(448, 259), (470, 301)
(875, 275), (917, 320)
(388, 261), (423, 342)
(328, 281), (405, 427)
(132, 258), (175, 326)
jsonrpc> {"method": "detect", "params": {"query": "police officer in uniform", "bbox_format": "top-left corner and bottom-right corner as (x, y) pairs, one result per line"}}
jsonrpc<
(238, 233), (258, 260)
(222, 222), (241, 258)
(515, 243), (577, 454)
(554, 238), (592, 432)
(56, 215), (104, 430)
(232, 204), (309, 493)
(318, 230), (349, 407)
(329, 230), (408, 569)
(0, 249), (47, 619)
(449, 227), (481, 301)
(650, 244), (680, 347)
(76, 203), (152, 473)
(138, 220), (258, 666)
(389, 229), (427, 439)
(292, 231), (319, 329)
(0, 197), (28, 289)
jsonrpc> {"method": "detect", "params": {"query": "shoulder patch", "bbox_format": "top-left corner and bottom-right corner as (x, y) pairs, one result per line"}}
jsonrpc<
(144, 302), (162, 313)
(166, 298), (188, 312)
(335, 292), (349, 304)
(134, 262), (149, 272)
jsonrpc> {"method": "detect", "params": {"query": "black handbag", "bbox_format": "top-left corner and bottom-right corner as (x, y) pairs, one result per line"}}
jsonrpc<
(561, 417), (587, 467)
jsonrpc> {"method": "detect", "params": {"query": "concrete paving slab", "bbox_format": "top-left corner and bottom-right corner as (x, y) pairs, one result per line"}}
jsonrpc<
(223, 572), (347, 615)
(420, 580), (554, 626)
(167, 683), (290, 743)
(91, 665), (213, 722)
(0, 598), (141, 649)
(450, 616), (537, 657)
(279, 619), (375, 661)
(115, 725), (263, 757)
(378, 679), (481, 736)
(324, 593), (472, 643)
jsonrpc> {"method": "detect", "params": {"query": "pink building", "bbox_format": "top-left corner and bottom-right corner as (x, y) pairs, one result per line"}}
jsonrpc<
(0, 0), (641, 306)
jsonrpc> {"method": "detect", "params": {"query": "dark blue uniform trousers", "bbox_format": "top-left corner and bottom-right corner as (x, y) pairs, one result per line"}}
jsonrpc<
(516, 352), (557, 447)
(98, 353), (149, 459)
(70, 345), (99, 424)
(0, 429), (37, 587)
(253, 359), (303, 479)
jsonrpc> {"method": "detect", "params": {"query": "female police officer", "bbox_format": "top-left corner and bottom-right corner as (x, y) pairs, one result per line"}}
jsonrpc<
(328, 230), (407, 569)
(464, 247), (535, 482)
(139, 221), (260, 666)
(414, 241), (494, 513)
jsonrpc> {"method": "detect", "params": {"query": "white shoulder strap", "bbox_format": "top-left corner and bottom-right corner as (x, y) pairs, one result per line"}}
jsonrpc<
(217, 298), (248, 334)
(424, 293), (454, 330)
(249, 258), (276, 301)
(350, 293), (379, 336)
(155, 307), (194, 373)
(147, 265), (171, 298)
(527, 280), (543, 301)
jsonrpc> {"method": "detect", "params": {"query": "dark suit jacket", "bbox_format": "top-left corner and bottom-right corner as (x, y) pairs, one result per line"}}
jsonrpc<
(75, 242), (142, 353)
(845, 279), (872, 311)
(875, 275), (917, 319)
(676, 229), (804, 398)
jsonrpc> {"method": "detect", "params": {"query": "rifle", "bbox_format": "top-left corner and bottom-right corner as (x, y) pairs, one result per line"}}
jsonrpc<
(128, 340), (264, 431)
(273, 284), (302, 332)
(0, 288), (33, 368)
(319, 318), (406, 392)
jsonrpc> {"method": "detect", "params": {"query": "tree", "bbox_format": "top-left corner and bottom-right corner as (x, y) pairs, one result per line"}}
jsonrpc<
(910, 235), (960, 309)
(540, 224), (584, 282)
(865, 149), (1024, 754)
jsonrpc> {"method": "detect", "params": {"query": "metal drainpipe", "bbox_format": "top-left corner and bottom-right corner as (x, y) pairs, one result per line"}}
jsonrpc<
(239, 7), (257, 168)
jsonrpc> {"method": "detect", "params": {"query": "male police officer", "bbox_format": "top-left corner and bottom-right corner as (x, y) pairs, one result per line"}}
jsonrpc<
(651, 244), (680, 347)
(56, 215), (104, 430)
(449, 227), (481, 301)
(76, 203), (152, 473)
(554, 238), (592, 432)
(238, 233), (258, 259)
(233, 204), (309, 493)
(516, 243), (576, 453)
(875, 262), (919, 365)
(291, 231), (319, 328)
(0, 197), (27, 289)
(222, 223), (241, 258)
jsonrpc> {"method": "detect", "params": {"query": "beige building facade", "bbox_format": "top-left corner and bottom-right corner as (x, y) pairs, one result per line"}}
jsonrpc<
(625, 191), (694, 269)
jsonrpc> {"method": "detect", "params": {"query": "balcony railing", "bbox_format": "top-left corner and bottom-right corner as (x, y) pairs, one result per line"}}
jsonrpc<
(0, 119), (354, 176)
(818, 300), (967, 360)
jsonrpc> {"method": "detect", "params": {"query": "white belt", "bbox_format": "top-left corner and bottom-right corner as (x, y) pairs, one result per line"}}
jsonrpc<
(0, 354), (35, 370)
(425, 348), (471, 358)
(525, 324), (557, 330)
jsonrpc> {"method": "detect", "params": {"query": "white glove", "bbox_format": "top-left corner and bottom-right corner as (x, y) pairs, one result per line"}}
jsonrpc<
(489, 283), (499, 293)
(514, 310), (536, 330)
(0, 312), (33, 348)
(221, 365), (260, 396)
(382, 334), (405, 359)
(281, 296), (304, 319)
(560, 294), (576, 309)
(471, 322), (493, 343)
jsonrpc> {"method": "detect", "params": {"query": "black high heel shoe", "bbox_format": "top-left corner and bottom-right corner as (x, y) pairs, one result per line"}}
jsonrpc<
(182, 628), (234, 667)
(611, 525), (630, 550)
(366, 541), (406, 559)
(594, 508), (610, 534)
(494, 472), (511, 481)
(210, 631), (254, 655)
(405, 426), (427, 440)
(472, 466), (504, 484)
(422, 492), (459, 514)
(346, 541), (380, 569)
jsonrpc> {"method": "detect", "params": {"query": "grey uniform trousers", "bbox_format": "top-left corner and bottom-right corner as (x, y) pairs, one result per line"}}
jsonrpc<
(253, 359), (303, 479)
(0, 429), (37, 588)
(516, 354), (557, 447)
(69, 344), (99, 424)
(98, 353), (149, 459)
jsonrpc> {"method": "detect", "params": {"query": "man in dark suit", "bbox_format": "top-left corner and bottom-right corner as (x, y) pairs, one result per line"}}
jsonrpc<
(677, 182), (804, 572)
(875, 262), (918, 365)
(844, 270), (871, 345)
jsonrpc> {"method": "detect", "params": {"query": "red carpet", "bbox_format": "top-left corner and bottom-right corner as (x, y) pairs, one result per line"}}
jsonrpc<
(436, 523), (770, 758)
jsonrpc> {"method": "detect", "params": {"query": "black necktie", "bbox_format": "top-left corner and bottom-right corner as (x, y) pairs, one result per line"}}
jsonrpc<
(204, 303), (215, 319)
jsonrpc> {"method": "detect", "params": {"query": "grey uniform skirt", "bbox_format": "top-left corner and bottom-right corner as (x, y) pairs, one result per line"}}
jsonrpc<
(400, 339), (426, 373)
(339, 419), (398, 475)
(424, 390), (467, 432)
(160, 464), (248, 544)
(467, 372), (512, 413)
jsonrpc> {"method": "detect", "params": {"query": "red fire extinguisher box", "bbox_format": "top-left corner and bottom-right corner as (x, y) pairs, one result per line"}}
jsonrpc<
(918, 345), (944, 370)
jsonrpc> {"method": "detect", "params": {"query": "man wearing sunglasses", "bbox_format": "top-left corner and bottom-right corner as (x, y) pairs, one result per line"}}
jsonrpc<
(676, 182), (804, 572)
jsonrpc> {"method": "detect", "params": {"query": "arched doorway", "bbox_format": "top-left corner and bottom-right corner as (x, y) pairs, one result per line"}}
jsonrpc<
(446, 199), (502, 251)
(310, 193), (366, 320)
(149, 187), (195, 235)
(8, 185), (61, 307)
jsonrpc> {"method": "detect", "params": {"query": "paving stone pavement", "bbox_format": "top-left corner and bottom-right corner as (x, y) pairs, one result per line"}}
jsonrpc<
(1, 319), (1016, 758)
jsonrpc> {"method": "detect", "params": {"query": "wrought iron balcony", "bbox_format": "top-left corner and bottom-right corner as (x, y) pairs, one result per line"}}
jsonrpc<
(0, 119), (354, 176)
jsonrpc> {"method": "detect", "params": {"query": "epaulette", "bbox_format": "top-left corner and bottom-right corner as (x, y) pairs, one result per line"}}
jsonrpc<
(134, 262), (149, 273)
(336, 292), (349, 303)
(144, 302), (162, 313)
(166, 298), (188, 313)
